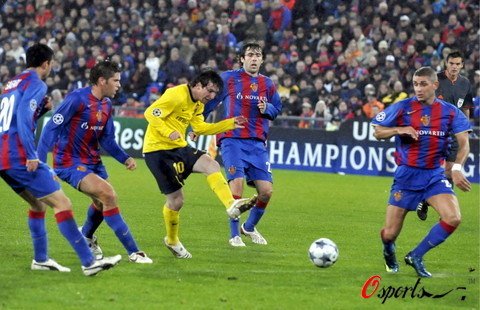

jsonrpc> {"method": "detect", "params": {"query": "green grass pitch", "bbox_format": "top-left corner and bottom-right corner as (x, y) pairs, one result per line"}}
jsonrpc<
(0, 156), (478, 310)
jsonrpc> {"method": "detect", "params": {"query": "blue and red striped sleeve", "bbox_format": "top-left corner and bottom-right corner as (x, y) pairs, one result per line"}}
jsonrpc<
(37, 91), (81, 165)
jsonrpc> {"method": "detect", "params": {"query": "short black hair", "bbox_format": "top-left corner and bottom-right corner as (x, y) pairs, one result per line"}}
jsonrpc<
(238, 41), (263, 64)
(26, 43), (54, 68)
(89, 60), (120, 85)
(446, 50), (465, 63)
(189, 70), (223, 90)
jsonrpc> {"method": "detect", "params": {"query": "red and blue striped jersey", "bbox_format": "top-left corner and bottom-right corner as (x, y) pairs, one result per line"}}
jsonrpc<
(0, 70), (49, 170)
(371, 96), (472, 169)
(203, 68), (282, 144)
(37, 86), (130, 168)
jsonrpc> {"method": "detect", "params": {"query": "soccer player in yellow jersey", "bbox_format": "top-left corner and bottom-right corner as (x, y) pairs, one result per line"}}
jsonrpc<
(143, 70), (257, 258)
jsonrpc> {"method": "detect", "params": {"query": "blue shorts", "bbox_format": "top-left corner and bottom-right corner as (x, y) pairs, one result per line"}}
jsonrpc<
(0, 163), (61, 199)
(388, 165), (455, 211)
(55, 164), (108, 190)
(220, 138), (272, 187)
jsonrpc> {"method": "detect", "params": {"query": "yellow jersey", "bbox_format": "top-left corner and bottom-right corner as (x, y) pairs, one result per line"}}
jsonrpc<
(143, 84), (235, 153)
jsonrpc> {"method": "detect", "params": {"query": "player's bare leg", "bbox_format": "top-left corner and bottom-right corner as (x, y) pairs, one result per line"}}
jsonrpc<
(381, 205), (407, 273)
(79, 173), (152, 263)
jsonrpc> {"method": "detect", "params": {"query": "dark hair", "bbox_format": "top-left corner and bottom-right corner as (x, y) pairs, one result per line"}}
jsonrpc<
(189, 70), (223, 90)
(26, 43), (54, 68)
(446, 50), (465, 63)
(89, 60), (120, 85)
(238, 41), (263, 64)
(413, 66), (438, 82)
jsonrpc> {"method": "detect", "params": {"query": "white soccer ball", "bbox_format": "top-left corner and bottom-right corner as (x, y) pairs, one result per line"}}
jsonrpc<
(309, 238), (339, 268)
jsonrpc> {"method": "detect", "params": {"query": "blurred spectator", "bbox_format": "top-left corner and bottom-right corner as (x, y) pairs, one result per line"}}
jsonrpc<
(344, 39), (362, 63)
(119, 96), (142, 118)
(216, 24), (237, 54)
(325, 115), (342, 131)
(336, 100), (353, 121)
(358, 39), (378, 67)
(268, 0), (292, 43)
(231, 12), (250, 43)
(281, 88), (300, 121)
(191, 37), (213, 71)
(145, 51), (161, 82)
(297, 78), (315, 103)
(164, 47), (191, 85)
(35, 5), (53, 28)
(362, 93), (384, 119)
(381, 80), (408, 107)
(179, 36), (197, 65)
(147, 86), (161, 105)
(277, 74), (299, 100)
(298, 102), (314, 128)
(246, 14), (268, 41)
(293, 60), (310, 82)
(397, 15), (413, 37)
(340, 79), (361, 101)
(312, 100), (331, 129)
(50, 89), (64, 111)
(131, 62), (152, 98)
(0, 64), (10, 85)
(312, 77), (328, 99)
(441, 14), (465, 43)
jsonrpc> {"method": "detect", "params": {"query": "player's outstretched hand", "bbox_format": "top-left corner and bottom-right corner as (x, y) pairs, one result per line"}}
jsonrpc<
(125, 157), (137, 170)
(233, 115), (247, 128)
(452, 170), (471, 192)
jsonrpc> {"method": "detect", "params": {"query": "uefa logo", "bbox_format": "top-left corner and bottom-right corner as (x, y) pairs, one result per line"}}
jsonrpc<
(52, 113), (64, 125)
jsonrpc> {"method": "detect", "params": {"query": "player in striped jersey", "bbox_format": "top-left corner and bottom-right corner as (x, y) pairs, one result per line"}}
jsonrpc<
(416, 50), (474, 220)
(0, 44), (121, 276)
(371, 67), (472, 277)
(203, 42), (282, 247)
(38, 60), (152, 264)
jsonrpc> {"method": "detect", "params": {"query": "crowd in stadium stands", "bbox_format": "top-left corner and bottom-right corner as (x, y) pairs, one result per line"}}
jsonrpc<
(0, 0), (479, 129)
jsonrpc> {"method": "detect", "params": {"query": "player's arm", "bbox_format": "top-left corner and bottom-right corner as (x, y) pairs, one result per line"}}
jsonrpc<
(16, 84), (47, 169)
(190, 111), (237, 135)
(451, 131), (471, 192)
(461, 83), (474, 119)
(144, 94), (175, 138)
(37, 93), (77, 163)
(372, 125), (418, 140)
(450, 108), (473, 191)
(98, 111), (131, 166)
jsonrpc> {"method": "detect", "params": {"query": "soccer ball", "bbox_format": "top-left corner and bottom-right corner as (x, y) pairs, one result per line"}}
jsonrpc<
(308, 238), (339, 268)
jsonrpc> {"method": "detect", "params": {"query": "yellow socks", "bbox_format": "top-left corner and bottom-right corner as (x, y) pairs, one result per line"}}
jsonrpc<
(206, 172), (234, 209)
(163, 205), (179, 245)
